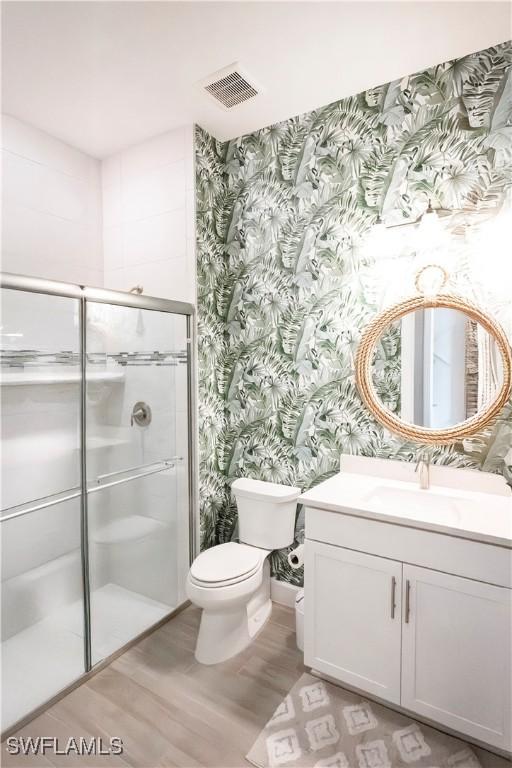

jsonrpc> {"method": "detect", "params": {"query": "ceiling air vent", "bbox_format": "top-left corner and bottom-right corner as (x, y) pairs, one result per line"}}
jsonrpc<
(200, 63), (261, 110)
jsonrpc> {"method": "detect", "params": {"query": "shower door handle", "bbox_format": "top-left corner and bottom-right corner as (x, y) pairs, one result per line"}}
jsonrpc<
(91, 460), (176, 493)
(1, 488), (82, 523)
(96, 457), (182, 484)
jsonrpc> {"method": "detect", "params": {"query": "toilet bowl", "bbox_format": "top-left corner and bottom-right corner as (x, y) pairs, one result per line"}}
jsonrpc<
(187, 478), (301, 665)
(187, 542), (271, 664)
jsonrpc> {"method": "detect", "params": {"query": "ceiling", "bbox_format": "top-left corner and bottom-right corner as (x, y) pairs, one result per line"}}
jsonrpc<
(1, 1), (510, 158)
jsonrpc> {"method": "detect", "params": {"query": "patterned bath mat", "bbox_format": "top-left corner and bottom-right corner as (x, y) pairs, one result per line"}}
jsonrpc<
(246, 673), (505, 768)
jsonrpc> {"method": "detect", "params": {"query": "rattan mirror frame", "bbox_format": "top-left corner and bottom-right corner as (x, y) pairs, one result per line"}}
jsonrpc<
(355, 293), (512, 445)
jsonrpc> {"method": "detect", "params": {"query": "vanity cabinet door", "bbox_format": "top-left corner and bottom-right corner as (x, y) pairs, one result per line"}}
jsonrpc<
(304, 541), (402, 704)
(401, 564), (511, 751)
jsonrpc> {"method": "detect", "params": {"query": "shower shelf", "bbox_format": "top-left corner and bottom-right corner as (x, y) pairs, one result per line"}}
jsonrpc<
(92, 514), (168, 545)
(86, 435), (130, 450)
(0, 370), (126, 386)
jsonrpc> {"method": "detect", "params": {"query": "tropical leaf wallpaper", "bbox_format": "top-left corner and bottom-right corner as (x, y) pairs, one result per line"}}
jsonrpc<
(195, 41), (512, 585)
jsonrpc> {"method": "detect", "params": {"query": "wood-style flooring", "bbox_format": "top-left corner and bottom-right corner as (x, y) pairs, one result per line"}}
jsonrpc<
(2, 604), (304, 767)
(2, 604), (508, 768)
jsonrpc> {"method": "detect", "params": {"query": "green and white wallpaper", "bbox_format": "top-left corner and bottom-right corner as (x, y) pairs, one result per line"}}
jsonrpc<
(195, 41), (512, 585)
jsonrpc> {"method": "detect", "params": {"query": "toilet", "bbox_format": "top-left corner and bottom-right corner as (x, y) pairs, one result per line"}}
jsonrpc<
(186, 478), (301, 665)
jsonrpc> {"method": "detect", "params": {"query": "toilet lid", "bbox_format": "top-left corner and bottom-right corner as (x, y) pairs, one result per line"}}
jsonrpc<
(190, 542), (265, 584)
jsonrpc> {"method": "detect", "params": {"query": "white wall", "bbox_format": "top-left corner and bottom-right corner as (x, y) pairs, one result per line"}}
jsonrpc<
(1, 115), (103, 286)
(1, 116), (196, 303)
(101, 126), (196, 304)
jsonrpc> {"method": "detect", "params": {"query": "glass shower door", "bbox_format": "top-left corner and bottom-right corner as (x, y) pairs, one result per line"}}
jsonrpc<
(0, 288), (85, 731)
(85, 300), (190, 664)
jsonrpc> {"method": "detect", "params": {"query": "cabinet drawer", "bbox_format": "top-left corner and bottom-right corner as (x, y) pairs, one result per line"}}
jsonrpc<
(305, 507), (512, 588)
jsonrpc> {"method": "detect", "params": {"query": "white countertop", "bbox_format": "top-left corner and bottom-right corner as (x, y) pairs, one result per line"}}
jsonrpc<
(300, 471), (512, 548)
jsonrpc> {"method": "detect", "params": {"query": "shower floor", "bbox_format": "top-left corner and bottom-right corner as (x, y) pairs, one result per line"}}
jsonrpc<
(1, 583), (172, 731)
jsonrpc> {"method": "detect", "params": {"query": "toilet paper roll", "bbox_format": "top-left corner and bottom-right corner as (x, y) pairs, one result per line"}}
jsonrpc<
(288, 544), (304, 570)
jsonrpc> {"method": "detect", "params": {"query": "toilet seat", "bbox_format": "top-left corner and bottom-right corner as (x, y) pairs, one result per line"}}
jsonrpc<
(189, 542), (267, 588)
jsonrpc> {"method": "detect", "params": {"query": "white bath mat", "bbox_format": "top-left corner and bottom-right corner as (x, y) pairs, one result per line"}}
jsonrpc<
(246, 673), (507, 768)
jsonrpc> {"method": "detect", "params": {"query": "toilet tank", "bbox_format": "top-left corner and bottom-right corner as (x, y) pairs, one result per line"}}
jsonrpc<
(232, 478), (301, 550)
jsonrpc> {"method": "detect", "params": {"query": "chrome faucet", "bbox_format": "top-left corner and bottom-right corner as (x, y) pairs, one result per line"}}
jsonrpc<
(415, 450), (431, 490)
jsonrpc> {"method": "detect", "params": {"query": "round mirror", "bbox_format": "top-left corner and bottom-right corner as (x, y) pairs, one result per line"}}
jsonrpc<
(356, 295), (512, 444)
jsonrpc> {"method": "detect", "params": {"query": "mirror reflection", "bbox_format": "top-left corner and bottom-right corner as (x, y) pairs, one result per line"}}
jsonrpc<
(372, 308), (505, 430)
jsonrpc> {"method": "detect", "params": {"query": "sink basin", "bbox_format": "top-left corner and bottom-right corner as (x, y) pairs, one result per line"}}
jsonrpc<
(365, 485), (463, 516)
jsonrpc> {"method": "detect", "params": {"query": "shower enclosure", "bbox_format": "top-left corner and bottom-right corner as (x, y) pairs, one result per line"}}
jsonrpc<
(0, 273), (196, 733)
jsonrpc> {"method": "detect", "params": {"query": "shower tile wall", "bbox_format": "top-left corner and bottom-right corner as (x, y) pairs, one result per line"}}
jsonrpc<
(1, 115), (197, 309)
(1, 290), (84, 730)
(1, 291), (81, 579)
(101, 125), (196, 304)
(96, 126), (197, 597)
(85, 302), (190, 662)
(1, 292), (191, 730)
(1, 115), (103, 287)
(1, 114), (196, 732)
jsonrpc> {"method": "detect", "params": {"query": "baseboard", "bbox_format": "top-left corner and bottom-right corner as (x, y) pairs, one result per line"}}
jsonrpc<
(270, 577), (301, 607)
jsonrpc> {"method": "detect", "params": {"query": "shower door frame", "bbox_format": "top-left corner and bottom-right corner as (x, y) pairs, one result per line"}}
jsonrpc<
(0, 272), (197, 732)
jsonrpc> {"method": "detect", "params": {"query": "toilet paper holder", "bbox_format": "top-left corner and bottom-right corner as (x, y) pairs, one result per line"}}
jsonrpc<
(288, 543), (304, 569)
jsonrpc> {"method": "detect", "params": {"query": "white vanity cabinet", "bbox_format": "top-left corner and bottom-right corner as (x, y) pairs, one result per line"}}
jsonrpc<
(304, 509), (512, 752)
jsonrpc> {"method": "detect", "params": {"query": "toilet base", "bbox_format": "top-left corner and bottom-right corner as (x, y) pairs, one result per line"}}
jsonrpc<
(194, 572), (271, 665)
